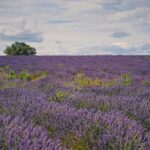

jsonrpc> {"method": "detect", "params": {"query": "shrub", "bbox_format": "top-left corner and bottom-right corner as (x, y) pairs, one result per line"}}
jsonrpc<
(4, 42), (36, 56)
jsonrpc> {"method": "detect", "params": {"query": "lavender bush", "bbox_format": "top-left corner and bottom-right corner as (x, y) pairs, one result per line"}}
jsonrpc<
(0, 56), (149, 150)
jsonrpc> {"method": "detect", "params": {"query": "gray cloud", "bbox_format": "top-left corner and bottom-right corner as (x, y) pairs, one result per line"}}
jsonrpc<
(103, 43), (150, 55)
(48, 20), (74, 24)
(78, 43), (150, 55)
(139, 43), (150, 51)
(100, 0), (150, 11)
(111, 31), (131, 38)
(0, 32), (43, 42)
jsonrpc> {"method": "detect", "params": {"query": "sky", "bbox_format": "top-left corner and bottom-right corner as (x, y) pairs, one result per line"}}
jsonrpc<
(0, 0), (150, 55)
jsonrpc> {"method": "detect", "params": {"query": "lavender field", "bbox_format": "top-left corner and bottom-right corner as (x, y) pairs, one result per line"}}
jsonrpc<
(0, 56), (150, 150)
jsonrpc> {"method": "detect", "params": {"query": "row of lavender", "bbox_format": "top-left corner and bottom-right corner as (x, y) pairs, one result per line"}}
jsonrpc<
(0, 56), (150, 150)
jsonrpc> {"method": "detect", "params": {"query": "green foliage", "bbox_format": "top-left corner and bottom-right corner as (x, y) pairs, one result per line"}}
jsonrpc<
(75, 73), (91, 87)
(90, 78), (103, 86)
(56, 91), (68, 98)
(1, 136), (9, 150)
(2, 65), (10, 72)
(101, 134), (140, 150)
(7, 70), (17, 80)
(142, 81), (150, 86)
(98, 103), (110, 112)
(55, 91), (70, 102)
(74, 72), (115, 88)
(75, 101), (90, 109)
(0, 82), (17, 90)
(0, 66), (49, 90)
(48, 91), (70, 103)
(4, 42), (36, 56)
(0, 105), (6, 114)
(85, 124), (104, 149)
(61, 133), (89, 150)
(143, 119), (150, 130)
(61, 125), (104, 150)
(121, 73), (133, 86)
(125, 112), (136, 120)
(102, 80), (116, 87)
(18, 70), (32, 81)
(47, 125), (58, 138)
(102, 137), (117, 150)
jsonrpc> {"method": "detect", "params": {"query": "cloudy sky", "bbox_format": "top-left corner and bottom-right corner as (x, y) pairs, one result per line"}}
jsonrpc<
(0, 0), (150, 55)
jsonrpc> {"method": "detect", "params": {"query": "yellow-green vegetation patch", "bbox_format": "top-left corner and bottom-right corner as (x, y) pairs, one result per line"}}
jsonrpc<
(61, 124), (104, 150)
(0, 66), (10, 80)
(75, 101), (90, 109)
(7, 70), (17, 80)
(64, 72), (118, 89)
(0, 81), (17, 90)
(0, 65), (48, 81)
(142, 81), (150, 86)
(31, 71), (49, 81)
(48, 91), (71, 103)
(121, 73), (133, 86)
(0, 105), (6, 115)
(17, 70), (48, 81)
(73, 72), (134, 88)
(98, 103), (110, 112)
(61, 133), (90, 150)
(75, 72), (91, 87)
(17, 70), (32, 81)
(0, 66), (49, 90)
(74, 72), (117, 88)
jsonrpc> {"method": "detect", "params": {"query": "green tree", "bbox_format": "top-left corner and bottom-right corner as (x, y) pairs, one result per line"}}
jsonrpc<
(4, 42), (36, 55)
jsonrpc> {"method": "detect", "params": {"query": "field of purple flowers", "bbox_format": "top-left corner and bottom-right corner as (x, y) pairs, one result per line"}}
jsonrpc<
(0, 56), (150, 150)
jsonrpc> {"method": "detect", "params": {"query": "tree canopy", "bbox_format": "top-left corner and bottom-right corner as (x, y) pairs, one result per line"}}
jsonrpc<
(4, 42), (36, 56)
